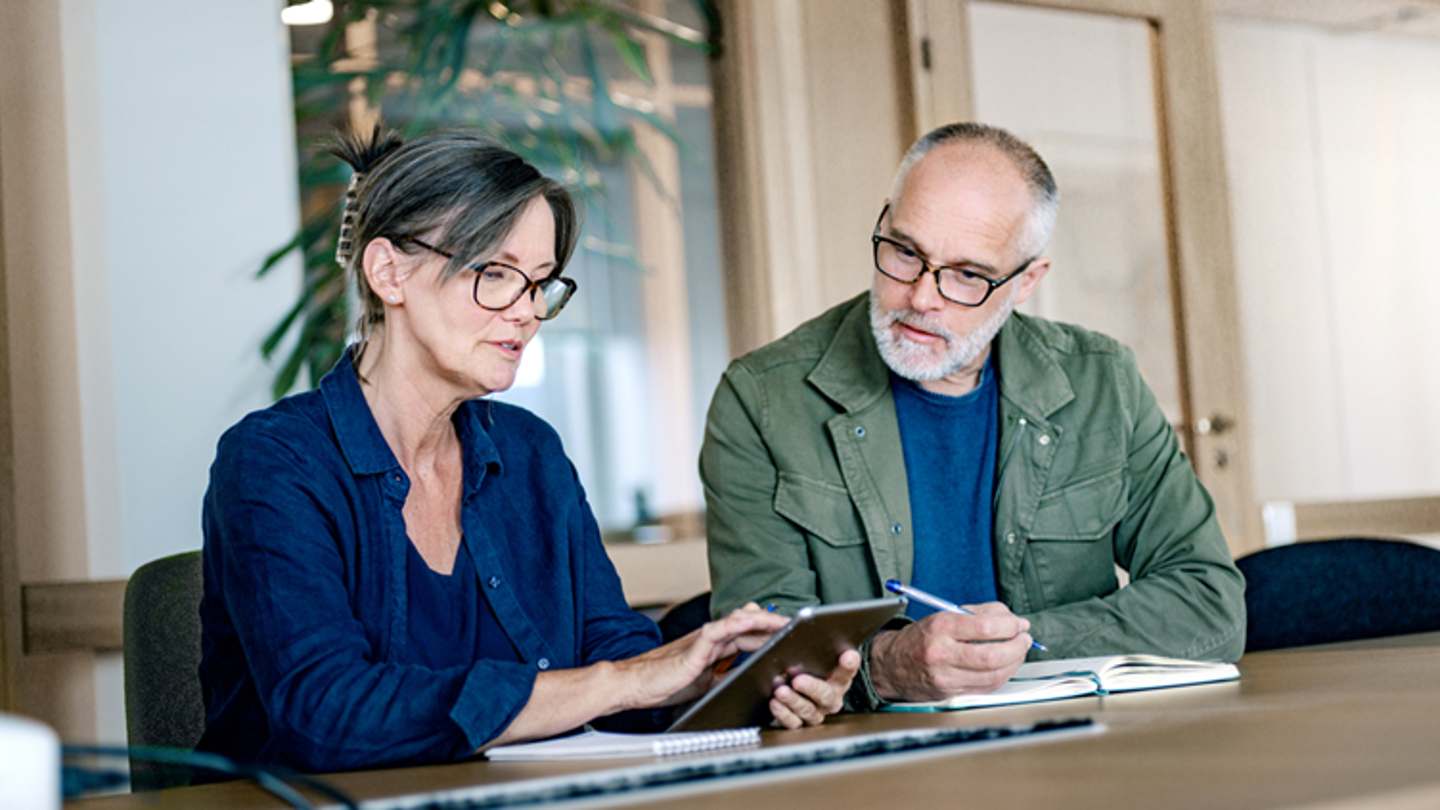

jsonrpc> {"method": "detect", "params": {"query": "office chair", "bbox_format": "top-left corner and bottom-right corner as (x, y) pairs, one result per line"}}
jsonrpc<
(656, 591), (711, 644)
(122, 550), (205, 791)
(1236, 538), (1440, 652)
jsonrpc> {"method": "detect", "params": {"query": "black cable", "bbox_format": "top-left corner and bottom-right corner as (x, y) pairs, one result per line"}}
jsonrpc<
(60, 744), (359, 809)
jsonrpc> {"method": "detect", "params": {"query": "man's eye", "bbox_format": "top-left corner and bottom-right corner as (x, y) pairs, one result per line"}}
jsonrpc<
(896, 245), (920, 260)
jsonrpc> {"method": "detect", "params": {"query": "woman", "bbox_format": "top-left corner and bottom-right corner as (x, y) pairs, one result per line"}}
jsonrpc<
(197, 127), (859, 773)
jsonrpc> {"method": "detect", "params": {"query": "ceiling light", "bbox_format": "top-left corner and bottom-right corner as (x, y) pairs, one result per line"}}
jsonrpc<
(282, 0), (333, 26)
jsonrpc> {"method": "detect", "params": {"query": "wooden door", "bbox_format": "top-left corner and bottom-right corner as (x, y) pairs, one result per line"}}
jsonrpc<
(905, 0), (1261, 555)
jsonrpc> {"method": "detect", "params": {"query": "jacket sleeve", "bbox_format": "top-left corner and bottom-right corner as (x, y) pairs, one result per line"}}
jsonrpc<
(204, 420), (535, 772)
(700, 363), (826, 619)
(1023, 350), (1247, 663)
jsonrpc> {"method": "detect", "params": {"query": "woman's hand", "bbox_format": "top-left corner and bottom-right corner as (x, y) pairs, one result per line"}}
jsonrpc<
(612, 603), (785, 709)
(613, 603), (859, 728)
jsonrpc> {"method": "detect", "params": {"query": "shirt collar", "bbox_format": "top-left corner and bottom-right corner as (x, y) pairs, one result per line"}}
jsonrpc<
(319, 348), (502, 487)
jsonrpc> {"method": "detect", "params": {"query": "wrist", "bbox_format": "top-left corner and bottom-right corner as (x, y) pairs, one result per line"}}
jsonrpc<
(866, 629), (902, 703)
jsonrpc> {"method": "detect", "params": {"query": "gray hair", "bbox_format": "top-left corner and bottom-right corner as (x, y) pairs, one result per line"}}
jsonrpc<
(890, 122), (1058, 261)
(329, 126), (579, 352)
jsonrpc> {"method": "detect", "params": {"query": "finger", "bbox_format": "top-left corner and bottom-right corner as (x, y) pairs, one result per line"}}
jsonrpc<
(929, 610), (1025, 643)
(769, 697), (803, 730)
(787, 672), (844, 716)
(771, 683), (826, 727)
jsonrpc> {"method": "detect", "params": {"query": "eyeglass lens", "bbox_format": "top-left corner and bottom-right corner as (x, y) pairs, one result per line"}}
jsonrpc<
(873, 240), (994, 306)
(474, 264), (574, 320)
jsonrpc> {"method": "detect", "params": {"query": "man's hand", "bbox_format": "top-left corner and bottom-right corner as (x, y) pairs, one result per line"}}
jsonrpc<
(867, 603), (1033, 702)
(768, 648), (861, 729)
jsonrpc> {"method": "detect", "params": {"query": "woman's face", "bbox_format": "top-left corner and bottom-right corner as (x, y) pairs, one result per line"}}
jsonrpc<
(399, 196), (555, 399)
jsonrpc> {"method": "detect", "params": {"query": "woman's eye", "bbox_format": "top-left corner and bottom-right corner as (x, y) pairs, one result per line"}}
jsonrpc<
(480, 266), (509, 282)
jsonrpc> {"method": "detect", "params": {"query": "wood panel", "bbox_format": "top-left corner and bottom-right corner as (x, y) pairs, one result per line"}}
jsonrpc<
(1297, 497), (1440, 540)
(0, 50), (18, 709)
(21, 580), (125, 654)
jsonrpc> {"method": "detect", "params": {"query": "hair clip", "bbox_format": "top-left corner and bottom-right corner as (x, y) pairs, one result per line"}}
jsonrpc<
(334, 172), (364, 268)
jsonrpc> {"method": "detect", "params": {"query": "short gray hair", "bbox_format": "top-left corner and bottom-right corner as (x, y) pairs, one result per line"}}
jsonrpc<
(891, 122), (1058, 260)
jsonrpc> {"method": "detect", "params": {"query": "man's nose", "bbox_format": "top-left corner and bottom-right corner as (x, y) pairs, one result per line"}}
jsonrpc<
(908, 268), (946, 312)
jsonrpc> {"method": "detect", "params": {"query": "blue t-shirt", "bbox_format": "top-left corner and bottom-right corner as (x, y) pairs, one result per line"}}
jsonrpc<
(891, 358), (999, 620)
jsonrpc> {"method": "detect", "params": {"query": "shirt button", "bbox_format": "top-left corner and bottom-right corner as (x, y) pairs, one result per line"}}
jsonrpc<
(1039, 435), (1051, 446)
(1018, 418), (1027, 426)
(891, 523), (903, 535)
(537, 658), (551, 670)
(854, 426), (866, 438)
(1006, 532), (1016, 544)
(487, 576), (501, 588)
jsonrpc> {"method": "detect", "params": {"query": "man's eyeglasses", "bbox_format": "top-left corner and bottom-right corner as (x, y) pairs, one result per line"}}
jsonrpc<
(871, 205), (1035, 308)
(402, 236), (577, 320)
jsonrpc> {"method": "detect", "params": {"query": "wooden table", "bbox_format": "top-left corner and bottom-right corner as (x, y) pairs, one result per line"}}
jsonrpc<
(71, 632), (1440, 810)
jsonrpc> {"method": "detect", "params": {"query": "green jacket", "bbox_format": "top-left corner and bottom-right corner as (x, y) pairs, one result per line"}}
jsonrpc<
(701, 294), (1246, 705)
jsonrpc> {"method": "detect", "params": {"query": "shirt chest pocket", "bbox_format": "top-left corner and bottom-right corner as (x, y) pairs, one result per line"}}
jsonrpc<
(774, 472), (867, 548)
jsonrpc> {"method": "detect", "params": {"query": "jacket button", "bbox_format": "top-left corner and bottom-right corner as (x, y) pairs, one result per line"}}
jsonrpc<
(1005, 532), (1016, 544)
(854, 426), (866, 438)
(537, 658), (550, 670)
(487, 576), (501, 588)
(1038, 435), (1051, 446)
(891, 523), (903, 535)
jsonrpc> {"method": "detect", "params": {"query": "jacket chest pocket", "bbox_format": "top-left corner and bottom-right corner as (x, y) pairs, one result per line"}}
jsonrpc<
(1030, 467), (1127, 540)
(774, 472), (867, 547)
(1024, 467), (1127, 607)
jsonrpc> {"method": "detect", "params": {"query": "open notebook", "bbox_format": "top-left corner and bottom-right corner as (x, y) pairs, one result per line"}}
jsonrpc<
(884, 654), (1240, 712)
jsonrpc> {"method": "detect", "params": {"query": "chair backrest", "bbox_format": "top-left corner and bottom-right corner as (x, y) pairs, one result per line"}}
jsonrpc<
(1236, 538), (1440, 652)
(656, 591), (711, 644)
(122, 550), (205, 790)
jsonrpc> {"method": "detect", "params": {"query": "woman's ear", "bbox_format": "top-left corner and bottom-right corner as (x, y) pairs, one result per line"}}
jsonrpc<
(362, 237), (407, 306)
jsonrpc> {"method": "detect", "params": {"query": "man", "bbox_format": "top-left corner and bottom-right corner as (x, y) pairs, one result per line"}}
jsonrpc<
(700, 122), (1245, 711)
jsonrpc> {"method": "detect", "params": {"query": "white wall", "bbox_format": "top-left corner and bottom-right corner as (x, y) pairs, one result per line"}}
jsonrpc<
(63, 0), (300, 742)
(1216, 19), (1440, 505)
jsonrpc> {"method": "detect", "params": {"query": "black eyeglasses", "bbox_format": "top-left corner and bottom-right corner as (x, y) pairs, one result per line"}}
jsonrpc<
(402, 236), (577, 320)
(871, 205), (1035, 308)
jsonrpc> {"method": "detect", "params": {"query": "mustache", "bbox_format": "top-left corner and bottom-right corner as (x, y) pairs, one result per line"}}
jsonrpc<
(881, 309), (956, 345)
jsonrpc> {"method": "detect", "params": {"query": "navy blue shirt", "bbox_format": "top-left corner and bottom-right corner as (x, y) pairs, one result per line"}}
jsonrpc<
(891, 358), (999, 619)
(198, 350), (661, 772)
(404, 539), (521, 671)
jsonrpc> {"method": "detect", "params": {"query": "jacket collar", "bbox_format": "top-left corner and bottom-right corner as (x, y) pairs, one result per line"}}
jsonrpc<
(994, 312), (1074, 419)
(808, 294), (1074, 419)
(808, 295), (893, 414)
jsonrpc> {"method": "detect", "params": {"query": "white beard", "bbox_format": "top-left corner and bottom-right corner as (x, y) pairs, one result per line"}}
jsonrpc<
(869, 287), (1015, 382)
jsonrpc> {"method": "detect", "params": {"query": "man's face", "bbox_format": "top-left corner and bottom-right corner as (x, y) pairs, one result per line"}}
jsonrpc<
(869, 143), (1049, 396)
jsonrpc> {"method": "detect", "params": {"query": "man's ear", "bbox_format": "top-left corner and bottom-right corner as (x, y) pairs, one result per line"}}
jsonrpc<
(362, 237), (408, 305)
(1012, 257), (1050, 306)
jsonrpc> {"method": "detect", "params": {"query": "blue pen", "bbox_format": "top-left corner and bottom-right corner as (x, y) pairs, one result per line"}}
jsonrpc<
(884, 579), (1048, 652)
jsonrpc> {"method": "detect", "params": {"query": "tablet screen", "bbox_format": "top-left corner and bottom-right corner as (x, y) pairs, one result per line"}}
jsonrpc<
(667, 597), (904, 732)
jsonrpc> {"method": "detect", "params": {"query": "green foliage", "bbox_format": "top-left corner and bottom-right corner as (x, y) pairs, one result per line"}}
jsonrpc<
(259, 0), (710, 399)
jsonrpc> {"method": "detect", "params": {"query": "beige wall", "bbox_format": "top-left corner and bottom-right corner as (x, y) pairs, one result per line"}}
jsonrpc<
(713, 0), (913, 355)
(0, 0), (101, 739)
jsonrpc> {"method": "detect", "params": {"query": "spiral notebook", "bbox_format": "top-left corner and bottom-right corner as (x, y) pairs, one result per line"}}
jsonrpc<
(484, 727), (761, 761)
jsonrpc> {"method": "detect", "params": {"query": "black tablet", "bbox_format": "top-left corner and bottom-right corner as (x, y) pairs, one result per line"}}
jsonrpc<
(666, 597), (905, 732)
